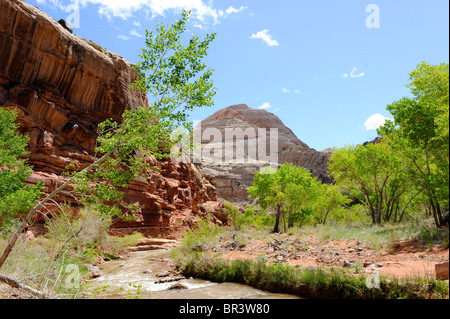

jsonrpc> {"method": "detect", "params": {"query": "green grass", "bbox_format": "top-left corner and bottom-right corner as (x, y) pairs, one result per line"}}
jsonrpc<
(295, 223), (449, 250)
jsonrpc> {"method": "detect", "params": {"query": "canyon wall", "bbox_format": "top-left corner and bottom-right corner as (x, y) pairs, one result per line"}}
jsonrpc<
(0, 0), (222, 238)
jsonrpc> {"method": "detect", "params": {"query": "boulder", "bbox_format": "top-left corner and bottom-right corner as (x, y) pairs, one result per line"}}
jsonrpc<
(167, 283), (188, 290)
(87, 265), (101, 278)
(57, 19), (73, 33)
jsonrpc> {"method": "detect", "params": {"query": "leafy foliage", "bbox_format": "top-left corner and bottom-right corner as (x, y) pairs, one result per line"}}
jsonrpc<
(329, 141), (418, 224)
(70, 10), (216, 221)
(224, 202), (273, 231)
(0, 108), (43, 231)
(378, 62), (449, 227)
(248, 163), (325, 232)
(326, 62), (448, 228)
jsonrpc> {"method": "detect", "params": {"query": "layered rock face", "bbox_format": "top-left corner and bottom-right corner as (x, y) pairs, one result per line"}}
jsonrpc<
(194, 104), (332, 202)
(0, 0), (220, 238)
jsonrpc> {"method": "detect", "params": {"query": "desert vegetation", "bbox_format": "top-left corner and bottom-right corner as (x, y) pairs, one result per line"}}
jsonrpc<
(171, 213), (449, 299)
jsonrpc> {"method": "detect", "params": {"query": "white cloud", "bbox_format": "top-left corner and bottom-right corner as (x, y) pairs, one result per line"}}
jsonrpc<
(130, 29), (144, 37)
(250, 29), (279, 47)
(365, 114), (392, 130)
(282, 87), (300, 94)
(343, 67), (365, 79)
(224, 6), (246, 16)
(118, 34), (130, 40)
(351, 67), (365, 78)
(36, 0), (68, 10)
(68, 0), (244, 25)
(257, 102), (272, 110)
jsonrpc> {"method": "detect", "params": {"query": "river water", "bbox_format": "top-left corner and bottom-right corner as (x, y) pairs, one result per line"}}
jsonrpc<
(91, 249), (301, 299)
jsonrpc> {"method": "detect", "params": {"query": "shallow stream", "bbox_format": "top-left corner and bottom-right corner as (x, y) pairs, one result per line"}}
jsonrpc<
(91, 249), (301, 299)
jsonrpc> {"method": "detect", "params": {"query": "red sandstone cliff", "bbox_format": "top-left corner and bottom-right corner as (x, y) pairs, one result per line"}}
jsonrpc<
(0, 0), (223, 238)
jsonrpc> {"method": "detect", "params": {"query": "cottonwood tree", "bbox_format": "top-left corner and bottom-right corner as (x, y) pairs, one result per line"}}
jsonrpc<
(248, 163), (320, 232)
(0, 10), (216, 284)
(328, 141), (416, 224)
(378, 62), (449, 227)
(282, 165), (321, 229)
(248, 166), (282, 233)
(311, 183), (351, 225)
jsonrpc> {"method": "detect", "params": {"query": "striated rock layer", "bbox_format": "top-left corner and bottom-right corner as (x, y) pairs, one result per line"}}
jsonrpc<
(195, 104), (333, 202)
(0, 0), (222, 238)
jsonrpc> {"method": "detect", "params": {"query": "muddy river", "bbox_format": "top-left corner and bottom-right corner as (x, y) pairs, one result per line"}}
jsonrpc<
(90, 249), (301, 299)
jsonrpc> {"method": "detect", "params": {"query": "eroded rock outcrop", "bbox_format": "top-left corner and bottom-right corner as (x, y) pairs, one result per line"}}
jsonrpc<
(194, 104), (333, 202)
(0, 0), (221, 238)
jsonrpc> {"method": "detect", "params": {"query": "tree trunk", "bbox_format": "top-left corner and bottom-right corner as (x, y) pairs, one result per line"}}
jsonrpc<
(429, 198), (441, 228)
(287, 211), (294, 228)
(0, 274), (52, 299)
(370, 207), (376, 224)
(436, 201), (443, 226)
(272, 205), (281, 233)
(393, 202), (399, 223)
(322, 208), (331, 225)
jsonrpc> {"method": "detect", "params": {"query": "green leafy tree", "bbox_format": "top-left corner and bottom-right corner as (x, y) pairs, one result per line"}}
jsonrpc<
(73, 10), (216, 219)
(0, 10), (216, 270)
(379, 62), (449, 227)
(248, 166), (282, 232)
(283, 165), (321, 229)
(329, 141), (415, 224)
(0, 108), (43, 231)
(312, 183), (351, 225)
(131, 10), (216, 133)
(248, 163), (320, 232)
(223, 201), (241, 230)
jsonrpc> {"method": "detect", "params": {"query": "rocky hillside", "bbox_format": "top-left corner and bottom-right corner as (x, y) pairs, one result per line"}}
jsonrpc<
(0, 0), (223, 238)
(194, 104), (333, 202)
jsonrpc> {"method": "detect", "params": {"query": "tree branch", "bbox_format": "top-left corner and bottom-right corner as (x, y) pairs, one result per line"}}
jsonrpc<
(0, 150), (113, 270)
(0, 273), (53, 299)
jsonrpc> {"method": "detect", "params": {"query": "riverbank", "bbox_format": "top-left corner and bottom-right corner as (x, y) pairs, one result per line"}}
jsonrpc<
(86, 248), (301, 299)
(171, 222), (449, 299)
(174, 251), (448, 299)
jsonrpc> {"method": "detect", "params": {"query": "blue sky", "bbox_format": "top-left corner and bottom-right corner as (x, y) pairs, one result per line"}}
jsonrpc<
(28, 0), (449, 151)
